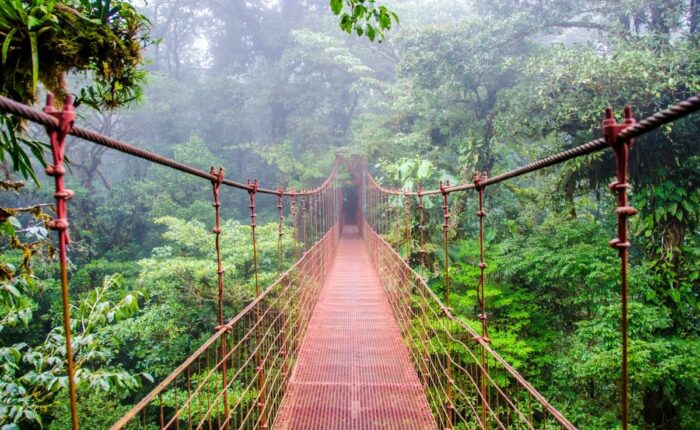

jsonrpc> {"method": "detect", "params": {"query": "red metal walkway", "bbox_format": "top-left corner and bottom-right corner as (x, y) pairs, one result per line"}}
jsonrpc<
(275, 226), (437, 429)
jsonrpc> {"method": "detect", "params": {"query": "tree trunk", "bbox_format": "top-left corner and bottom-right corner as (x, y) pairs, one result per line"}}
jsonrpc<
(691, 0), (700, 34)
(662, 219), (685, 272)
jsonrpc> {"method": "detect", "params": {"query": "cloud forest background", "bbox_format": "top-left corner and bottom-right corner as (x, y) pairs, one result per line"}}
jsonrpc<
(1, 0), (699, 428)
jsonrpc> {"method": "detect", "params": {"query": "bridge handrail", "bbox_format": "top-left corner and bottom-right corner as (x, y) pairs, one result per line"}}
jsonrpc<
(366, 94), (700, 195)
(364, 224), (577, 429)
(110, 224), (339, 429)
(0, 95), (338, 196)
(0, 92), (344, 429)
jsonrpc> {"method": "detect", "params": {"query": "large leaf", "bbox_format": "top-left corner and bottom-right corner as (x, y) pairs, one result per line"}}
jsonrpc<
(2, 27), (17, 64)
(330, 0), (343, 15)
(28, 31), (38, 91)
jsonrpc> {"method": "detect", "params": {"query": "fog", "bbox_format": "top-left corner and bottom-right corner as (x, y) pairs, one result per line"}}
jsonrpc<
(2, 1), (698, 428)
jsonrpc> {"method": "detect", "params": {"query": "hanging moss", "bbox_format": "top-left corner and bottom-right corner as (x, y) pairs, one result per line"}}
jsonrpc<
(0, 1), (151, 107)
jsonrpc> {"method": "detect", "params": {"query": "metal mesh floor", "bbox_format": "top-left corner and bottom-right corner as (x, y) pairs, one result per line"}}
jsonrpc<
(275, 226), (436, 430)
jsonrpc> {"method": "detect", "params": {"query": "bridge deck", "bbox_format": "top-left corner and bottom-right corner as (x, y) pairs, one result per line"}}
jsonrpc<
(275, 226), (436, 429)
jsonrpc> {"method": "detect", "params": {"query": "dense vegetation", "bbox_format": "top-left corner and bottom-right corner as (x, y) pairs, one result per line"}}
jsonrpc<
(1, 0), (698, 428)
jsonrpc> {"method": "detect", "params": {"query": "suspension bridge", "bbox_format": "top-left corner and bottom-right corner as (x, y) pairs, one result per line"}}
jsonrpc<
(0, 94), (698, 429)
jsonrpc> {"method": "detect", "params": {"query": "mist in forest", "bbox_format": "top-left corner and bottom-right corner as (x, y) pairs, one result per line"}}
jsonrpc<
(1, 1), (699, 429)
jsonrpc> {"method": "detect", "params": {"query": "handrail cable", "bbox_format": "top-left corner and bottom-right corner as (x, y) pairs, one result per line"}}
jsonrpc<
(0, 95), (336, 196)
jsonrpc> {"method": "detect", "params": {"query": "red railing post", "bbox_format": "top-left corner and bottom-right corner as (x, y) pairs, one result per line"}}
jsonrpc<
(417, 188), (426, 271)
(604, 106), (637, 430)
(473, 171), (491, 428)
(417, 188), (429, 389)
(386, 192), (390, 237)
(247, 178), (267, 429)
(44, 94), (79, 430)
(403, 189), (412, 302)
(393, 189), (400, 244)
(290, 192), (298, 261)
(440, 180), (454, 428)
(211, 167), (226, 326)
(301, 193), (308, 252)
(277, 190), (285, 274)
(277, 190), (289, 386)
(310, 191), (316, 244)
(440, 181), (451, 306)
(210, 166), (230, 428)
(401, 190), (411, 332)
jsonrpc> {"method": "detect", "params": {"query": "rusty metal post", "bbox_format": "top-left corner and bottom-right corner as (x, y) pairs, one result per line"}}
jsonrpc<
(404, 190), (412, 260)
(383, 192), (388, 236)
(211, 167), (226, 326)
(301, 193), (307, 253)
(385, 191), (390, 236)
(369, 176), (374, 241)
(440, 180), (454, 428)
(417, 188), (429, 388)
(473, 171), (491, 429)
(278, 191), (285, 274)
(277, 190), (289, 386)
(440, 181), (451, 306)
(210, 166), (230, 428)
(394, 190), (402, 247)
(604, 106), (637, 430)
(290, 193), (298, 261)
(417, 189), (426, 271)
(323, 187), (328, 234)
(44, 94), (79, 430)
(289, 192), (301, 368)
(309, 192), (315, 243)
(247, 179), (267, 429)
(389, 189), (401, 245)
(377, 186), (381, 233)
(312, 190), (321, 244)
(372, 184), (377, 230)
(380, 190), (385, 253)
(372, 183), (376, 231)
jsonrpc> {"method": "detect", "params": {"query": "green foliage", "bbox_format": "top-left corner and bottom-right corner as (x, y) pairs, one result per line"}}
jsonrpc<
(329, 0), (399, 42)
(552, 302), (700, 429)
(102, 216), (293, 379)
(0, 0), (151, 103)
(449, 238), (539, 369)
(424, 207), (700, 428)
(1, 0), (698, 428)
(47, 389), (135, 430)
(0, 274), (150, 428)
(0, 207), (52, 333)
(140, 216), (293, 301)
(376, 157), (443, 191)
(0, 0), (152, 185)
(0, 115), (48, 186)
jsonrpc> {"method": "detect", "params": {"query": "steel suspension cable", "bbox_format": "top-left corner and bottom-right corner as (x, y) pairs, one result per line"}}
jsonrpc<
(0, 95), (332, 196)
(363, 100), (694, 430)
(362, 94), (700, 196)
(3, 85), (697, 430)
(0, 93), (696, 197)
